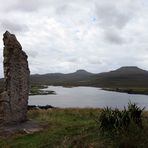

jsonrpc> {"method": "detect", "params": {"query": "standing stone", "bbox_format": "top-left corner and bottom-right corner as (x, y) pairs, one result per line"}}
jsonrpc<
(0, 31), (30, 125)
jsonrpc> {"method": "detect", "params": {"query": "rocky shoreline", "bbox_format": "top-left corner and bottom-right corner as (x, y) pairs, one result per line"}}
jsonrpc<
(28, 105), (55, 110)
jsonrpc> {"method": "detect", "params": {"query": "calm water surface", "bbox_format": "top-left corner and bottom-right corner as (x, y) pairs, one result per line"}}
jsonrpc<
(29, 86), (148, 109)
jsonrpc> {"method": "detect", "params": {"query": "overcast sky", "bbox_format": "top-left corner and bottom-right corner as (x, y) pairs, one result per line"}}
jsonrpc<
(0, 0), (148, 77)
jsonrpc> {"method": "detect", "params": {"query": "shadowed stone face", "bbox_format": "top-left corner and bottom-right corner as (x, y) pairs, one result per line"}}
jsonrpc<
(0, 31), (30, 125)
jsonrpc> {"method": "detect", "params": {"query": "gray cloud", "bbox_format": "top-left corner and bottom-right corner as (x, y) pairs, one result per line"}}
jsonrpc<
(95, 0), (140, 45)
(55, 4), (69, 15)
(95, 0), (138, 29)
(0, 19), (28, 33)
(0, 0), (147, 77)
(104, 29), (124, 44)
(8, 0), (46, 12)
(96, 5), (131, 29)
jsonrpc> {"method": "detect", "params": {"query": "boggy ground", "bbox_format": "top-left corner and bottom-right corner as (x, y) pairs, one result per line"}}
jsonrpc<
(0, 108), (148, 148)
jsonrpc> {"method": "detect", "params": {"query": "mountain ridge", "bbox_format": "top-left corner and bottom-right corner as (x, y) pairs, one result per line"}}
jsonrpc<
(86, 66), (148, 88)
(29, 66), (148, 88)
(110, 66), (148, 74)
(0, 66), (148, 88)
(30, 69), (94, 85)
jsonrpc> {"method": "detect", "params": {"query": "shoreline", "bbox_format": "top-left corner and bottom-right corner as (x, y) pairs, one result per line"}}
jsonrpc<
(30, 84), (148, 96)
(28, 105), (56, 110)
(102, 87), (148, 95)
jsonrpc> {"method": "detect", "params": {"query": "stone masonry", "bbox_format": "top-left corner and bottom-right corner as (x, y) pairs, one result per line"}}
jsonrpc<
(0, 31), (30, 125)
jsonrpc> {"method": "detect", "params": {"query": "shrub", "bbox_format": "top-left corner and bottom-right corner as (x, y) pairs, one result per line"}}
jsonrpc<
(98, 102), (144, 132)
(127, 102), (145, 126)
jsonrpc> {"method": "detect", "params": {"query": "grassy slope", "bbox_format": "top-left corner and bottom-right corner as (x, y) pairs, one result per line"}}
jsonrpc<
(0, 109), (148, 148)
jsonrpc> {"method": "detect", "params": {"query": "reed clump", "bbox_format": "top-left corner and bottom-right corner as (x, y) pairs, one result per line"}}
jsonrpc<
(98, 102), (145, 132)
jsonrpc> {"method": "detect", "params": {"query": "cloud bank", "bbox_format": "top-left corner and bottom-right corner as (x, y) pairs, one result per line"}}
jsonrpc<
(0, 0), (148, 77)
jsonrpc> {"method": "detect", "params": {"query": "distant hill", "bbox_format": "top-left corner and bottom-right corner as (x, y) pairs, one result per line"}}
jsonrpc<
(0, 66), (148, 88)
(85, 66), (148, 88)
(109, 66), (147, 74)
(30, 66), (148, 88)
(30, 69), (94, 86)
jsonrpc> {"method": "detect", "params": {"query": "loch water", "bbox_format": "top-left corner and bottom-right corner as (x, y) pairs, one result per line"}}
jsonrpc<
(29, 86), (148, 110)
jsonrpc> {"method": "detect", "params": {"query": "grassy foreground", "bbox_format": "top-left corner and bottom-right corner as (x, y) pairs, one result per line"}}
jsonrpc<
(0, 108), (148, 148)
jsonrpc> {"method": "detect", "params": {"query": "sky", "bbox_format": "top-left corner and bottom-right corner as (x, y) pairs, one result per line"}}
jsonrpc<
(0, 0), (148, 77)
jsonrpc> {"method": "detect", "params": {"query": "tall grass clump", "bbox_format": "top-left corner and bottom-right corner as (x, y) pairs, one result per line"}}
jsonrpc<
(128, 102), (145, 126)
(98, 102), (145, 132)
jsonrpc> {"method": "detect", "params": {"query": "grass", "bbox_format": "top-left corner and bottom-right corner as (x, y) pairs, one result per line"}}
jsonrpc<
(0, 108), (148, 148)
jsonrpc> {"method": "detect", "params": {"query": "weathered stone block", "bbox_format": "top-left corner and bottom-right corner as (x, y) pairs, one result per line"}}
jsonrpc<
(0, 31), (30, 125)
